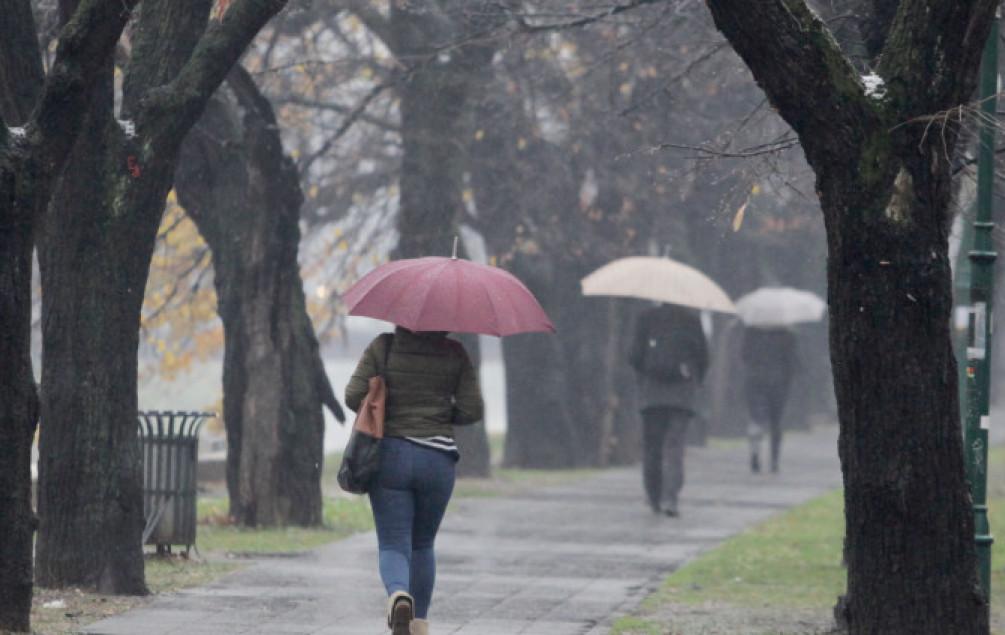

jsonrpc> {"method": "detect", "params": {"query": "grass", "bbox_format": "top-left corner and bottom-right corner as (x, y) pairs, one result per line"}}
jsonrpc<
(653, 489), (846, 608)
(613, 444), (1005, 634)
(610, 616), (664, 635)
(195, 495), (374, 555)
(986, 444), (1005, 630)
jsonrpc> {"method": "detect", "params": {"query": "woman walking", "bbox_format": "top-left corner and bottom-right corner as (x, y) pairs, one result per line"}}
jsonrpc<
(345, 326), (484, 635)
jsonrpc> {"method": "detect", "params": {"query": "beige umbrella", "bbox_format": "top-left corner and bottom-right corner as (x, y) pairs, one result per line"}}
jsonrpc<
(581, 256), (736, 313)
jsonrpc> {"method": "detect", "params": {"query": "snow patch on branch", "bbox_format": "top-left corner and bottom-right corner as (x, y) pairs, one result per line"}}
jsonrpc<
(117, 119), (136, 139)
(862, 73), (887, 99)
(9, 127), (26, 139)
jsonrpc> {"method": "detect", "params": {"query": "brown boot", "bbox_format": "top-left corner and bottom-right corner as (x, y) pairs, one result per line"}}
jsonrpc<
(410, 618), (429, 635)
(387, 591), (414, 635)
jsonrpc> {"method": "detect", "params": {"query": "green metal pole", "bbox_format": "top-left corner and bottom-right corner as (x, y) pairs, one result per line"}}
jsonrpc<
(965, 10), (998, 604)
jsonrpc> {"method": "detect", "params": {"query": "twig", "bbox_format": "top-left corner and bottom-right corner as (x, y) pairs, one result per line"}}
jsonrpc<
(646, 136), (800, 159)
(513, 0), (668, 33)
(619, 42), (728, 117)
(300, 73), (404, 173)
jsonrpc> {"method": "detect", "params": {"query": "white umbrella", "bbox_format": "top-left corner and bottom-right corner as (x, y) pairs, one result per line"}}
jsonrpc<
(735, 286), (826, 327)
(580, 256), (736, 314)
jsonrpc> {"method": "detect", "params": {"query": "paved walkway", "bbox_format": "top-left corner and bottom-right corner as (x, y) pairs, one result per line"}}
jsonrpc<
(83, 426), (841, 635)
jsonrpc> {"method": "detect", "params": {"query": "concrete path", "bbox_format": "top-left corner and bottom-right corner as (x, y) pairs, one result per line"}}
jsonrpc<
(83, 426), (841, 635)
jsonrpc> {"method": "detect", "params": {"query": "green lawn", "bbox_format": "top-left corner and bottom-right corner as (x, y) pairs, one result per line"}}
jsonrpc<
(614, 444), (1005, 634)
(649, 489), (846, 608)
(194, 495), (373, 555)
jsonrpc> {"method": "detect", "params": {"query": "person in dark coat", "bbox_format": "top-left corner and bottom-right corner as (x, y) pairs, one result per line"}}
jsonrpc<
(346, 327), (483, 635)
(741, 326), (798, 473)
(628, 304), (709, 516)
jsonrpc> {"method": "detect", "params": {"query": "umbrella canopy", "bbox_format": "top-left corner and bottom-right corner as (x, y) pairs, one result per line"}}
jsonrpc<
(735, 286), (827, 327)
(342, 257), (555, 336)
(580, 256), (736, 314)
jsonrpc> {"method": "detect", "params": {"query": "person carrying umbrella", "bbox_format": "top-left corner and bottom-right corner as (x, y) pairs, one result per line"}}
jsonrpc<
(581, 256), (732, 517)
(734, 287), (823, 473)
(345, 327), (481, 635)
(628, 303), (709, 516)
(741, 326), (799, 473)
(342, 249), (554, 635)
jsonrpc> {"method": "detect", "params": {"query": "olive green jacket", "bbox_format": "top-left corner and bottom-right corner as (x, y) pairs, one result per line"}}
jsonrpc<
(345, 328), (484, 438)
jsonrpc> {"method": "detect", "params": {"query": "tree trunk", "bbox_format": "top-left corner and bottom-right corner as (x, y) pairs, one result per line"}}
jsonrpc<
(35, 0), (289, 589)
(0, 0), (139, 622)
(176, 68), (342, 526)
(703, 1), (996, 631)
(0, 148), (40, 632)
(828, 174), (983, 633)
(501, 334), (579, 468)
(36, 66), (150, 593)
(0, 1), (44, 628)
(499, 254), (581, 468)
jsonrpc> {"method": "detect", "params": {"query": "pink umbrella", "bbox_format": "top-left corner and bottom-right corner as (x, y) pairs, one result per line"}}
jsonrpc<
(342, 257), (555, 336)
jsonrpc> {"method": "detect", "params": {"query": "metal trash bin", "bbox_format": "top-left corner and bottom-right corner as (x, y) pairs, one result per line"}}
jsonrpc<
(138, 411), (215, 554)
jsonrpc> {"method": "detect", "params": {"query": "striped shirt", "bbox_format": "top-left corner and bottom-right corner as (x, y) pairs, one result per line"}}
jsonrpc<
(405, 435), (459, 459)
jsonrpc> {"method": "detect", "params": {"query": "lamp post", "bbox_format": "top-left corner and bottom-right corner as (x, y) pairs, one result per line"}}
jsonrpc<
(964, 9), (999, 604)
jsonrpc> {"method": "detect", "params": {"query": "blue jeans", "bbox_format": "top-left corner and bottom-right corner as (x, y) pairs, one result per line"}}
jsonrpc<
(368, 438), (456, 618)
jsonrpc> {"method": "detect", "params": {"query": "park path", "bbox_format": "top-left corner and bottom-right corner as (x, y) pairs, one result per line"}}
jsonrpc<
(83, 426), (841, 635)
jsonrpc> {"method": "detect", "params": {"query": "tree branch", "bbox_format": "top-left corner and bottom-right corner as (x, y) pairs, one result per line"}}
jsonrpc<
(861, 0), (898, 61)
(651, 136), (800, 159)
(513, 0), (668, 33)
(0, 0), (45, 125)
(121, 0), (213, 117)
(138, 0), (290, 153)
(704, 0), (879, 170)
(619, 42), (727, 116)
(29, 0), (138, 169)
(300, 72), (402, 173)
(276, 95), (399, 131)
(878, 0), (998, 121)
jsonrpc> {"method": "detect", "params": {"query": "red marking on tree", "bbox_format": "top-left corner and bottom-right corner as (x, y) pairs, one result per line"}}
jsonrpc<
(127, 156), (141, 178)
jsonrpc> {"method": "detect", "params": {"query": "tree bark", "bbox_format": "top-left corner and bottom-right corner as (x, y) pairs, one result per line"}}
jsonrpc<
(497, 252), (582, 469)
(0, 144), (38, 634)
(35, 0), (289, 592)
(0, 4), (44, 629)
(176, 67), (344, 526)
(0, 0), (138, 626)
(704, 1), (996, 632)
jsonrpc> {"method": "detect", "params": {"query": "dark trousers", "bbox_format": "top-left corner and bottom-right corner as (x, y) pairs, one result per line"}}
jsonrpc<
(745, 379), (790, 468)
(641, 406), (691, 511)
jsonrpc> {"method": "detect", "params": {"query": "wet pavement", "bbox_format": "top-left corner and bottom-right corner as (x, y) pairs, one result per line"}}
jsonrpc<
(83, 426), (841, 635)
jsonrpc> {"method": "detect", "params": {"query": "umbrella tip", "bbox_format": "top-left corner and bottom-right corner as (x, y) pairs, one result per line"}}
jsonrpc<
(452, 235), (459, 260)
